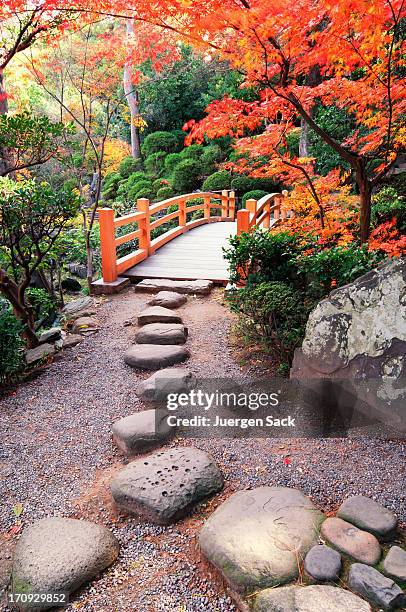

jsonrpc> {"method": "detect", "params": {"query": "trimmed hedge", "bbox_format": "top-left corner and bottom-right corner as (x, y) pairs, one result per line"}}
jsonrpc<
(202, 170), (230, 192)
(171, 159), (201, 193)
(119, 156), (143, 178)
(141, 131), (179, 157)
(242, 190), (268, 206)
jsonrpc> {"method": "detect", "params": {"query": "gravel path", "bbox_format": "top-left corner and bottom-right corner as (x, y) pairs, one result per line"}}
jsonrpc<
(0, 287), (405, 611)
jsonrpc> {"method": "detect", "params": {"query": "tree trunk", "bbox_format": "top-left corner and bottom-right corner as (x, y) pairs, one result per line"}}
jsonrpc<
(355, 159), (372, 244)
(299, 117), (310, 157)
(0, 268), (39, 348)
(124, 23), (141, 160)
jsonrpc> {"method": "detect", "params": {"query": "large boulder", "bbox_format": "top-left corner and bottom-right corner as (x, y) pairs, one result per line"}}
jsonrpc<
(112, 409), (172, 454)
(320, 517), (381, 565)
(39, 327), (62, 345)
(110, 447), (223, 524)
(254, 585), (371, 612)
(62, 297), (95, 320)
(134, 278), (213, 295)
(337, 495), (397, 539)
(124, 344), (189, 370)
(135, 323), (188, 345)
(11, 518), (119, 609)
(348, 563), (405, 610)
(199, 487), (325, 593)
(291, 258), (406, 432)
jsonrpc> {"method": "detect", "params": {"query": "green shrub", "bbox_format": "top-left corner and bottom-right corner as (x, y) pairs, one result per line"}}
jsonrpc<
(201, 144), (224, 174)
(0, 307), (25, 384)
(144, 151), (167, 177)
(224, 230), (304, 286)
(171, 129), (186, 149)
(228, 281), (307, 363)
(242, 190), (268, 206)
(372, 186), (406, 232)
(141, 131), (179, 157)
(171, 159), (201, 193)
(157, 185), (175, 200)
(164, 153), (183, 175)
(26, 288), (57, 322)
(134, 187), (155, 201)
(285, 128), (301, 157)
(181, 144), (205, 160)
(119, 156), (143, 178)
(102, 172), (122, 201)
(202, 170), (230, 192)
(296, 245), (385, 300)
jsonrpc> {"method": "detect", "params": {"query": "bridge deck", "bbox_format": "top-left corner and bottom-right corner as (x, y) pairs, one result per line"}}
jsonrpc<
(123, 221), (236, 284)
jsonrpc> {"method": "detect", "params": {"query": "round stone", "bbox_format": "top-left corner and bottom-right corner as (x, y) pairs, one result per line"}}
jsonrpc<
(320, 517), (381, 565)
(112, 409), (173, 455)
(110, 447), (223, 524)
(124, 344), (189, 370)
(254, 585), (372, 612)
(148, 291), (187, 308)
(11, 518), (119, 608)
(304, 544), (342, 582)
(337, 496), (397, 539)
(135, 323), (188, 345)
(199, 487), (325, 593)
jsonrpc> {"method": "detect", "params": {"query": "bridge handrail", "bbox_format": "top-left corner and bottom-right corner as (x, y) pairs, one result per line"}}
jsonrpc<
(236, 190), (293, 235)
(98, 190), (236, 283)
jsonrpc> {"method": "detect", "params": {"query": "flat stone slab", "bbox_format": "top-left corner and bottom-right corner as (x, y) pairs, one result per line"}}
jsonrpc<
(138, 306), (182, 325)
(62, 297), (95, 319)
(383, 546), (406, 582)
(148, 291), (187, 309)
(137, 368), (196, 403)
(304, 544), (341, 582)
(39, 327), (62, 344)
(62, 334), (83, 349)
(321, 517), (381, 565)
(112, 409), (172, 455)
(11, 518), (119, 608)
(124, 344), (189, 370)
(348, 563), (405, 610)
(135, 323), (188, 345)
(135, 278), (213, 295)
(110, 447), (223, 524)
(71, 316), (99, 334)
(25, 343), (55, 365)
(91, 277), (130, 295)
(199, 487), (325, 593)
(337, 496), (397, 539)
(254, 585), (371, 612)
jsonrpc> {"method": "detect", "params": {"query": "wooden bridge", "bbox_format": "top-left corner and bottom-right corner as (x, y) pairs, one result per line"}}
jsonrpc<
(92, 190), (291, 293)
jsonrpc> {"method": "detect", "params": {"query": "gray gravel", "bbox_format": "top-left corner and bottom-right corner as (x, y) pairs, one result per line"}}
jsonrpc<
(0, 287), (405, 612)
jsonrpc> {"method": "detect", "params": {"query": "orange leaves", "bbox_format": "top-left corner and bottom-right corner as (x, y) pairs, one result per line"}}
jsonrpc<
(368, 218), (406, 257)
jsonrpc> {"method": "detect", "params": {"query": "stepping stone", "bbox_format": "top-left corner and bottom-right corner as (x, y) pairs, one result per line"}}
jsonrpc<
(135, 323), (188, 345)
(25, 343), (55, 365)
(135, 278), (213, 295)
(304, 544), (342, 582)
(11, 518), (119, 606)
(321, 517), (381, 565)
(254, 585), (371, 612)
(383, 546), (406, 582)
(199, 487), (325, 593)
(348, 563), (405, 610)
(112, 409), (172, 455)
(39, 327), (62, 344)
(337, 496), (397, 539)
(71, 316), (99, 334)
(148, 291), (187, 309)
(62, 334), (83, 349)
(137, 306), (182, 326)
(110, 447), (223, 524)
(137, 368), (197, 403)
(124, 345), (189, 370)
(62, 297), (95, 319)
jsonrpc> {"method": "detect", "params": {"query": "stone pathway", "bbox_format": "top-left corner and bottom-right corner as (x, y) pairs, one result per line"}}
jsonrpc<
(1, 285), (405, 611)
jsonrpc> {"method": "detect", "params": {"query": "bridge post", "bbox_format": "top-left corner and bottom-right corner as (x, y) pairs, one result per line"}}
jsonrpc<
(204, 194), (211, 219)
(221, 190), (228, 219)
(179, 197), (186, 227)
(137, 198), (151, 255)
(228, 190), (236, 220)
(99, 208), (118, 283)
(237, 209), (250, 235)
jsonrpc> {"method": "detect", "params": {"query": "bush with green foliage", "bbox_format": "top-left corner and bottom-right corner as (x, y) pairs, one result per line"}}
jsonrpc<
(144, 151), (168, 177)
(141, 131), (180, 157)
(201, 144), (224, 174)
(242, 190), (268, 206)
(118, 156), (143, 178)
(0, 307), (25, 385)
(102, 172), (122, 201)
(157, 185), (175, 200)
(26, 288), (57, 325)
(372, 186), (406, 232)
(228, 281), (307, 364)
(171, 159), (201, 193)
(117, 173), (153, 202)
(309, 106), (355, 175)
(285, 128), (301, 157)
(202, 170), (230, 192)
(181, 144), (205, 160)
(164, 153), (183, 175)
